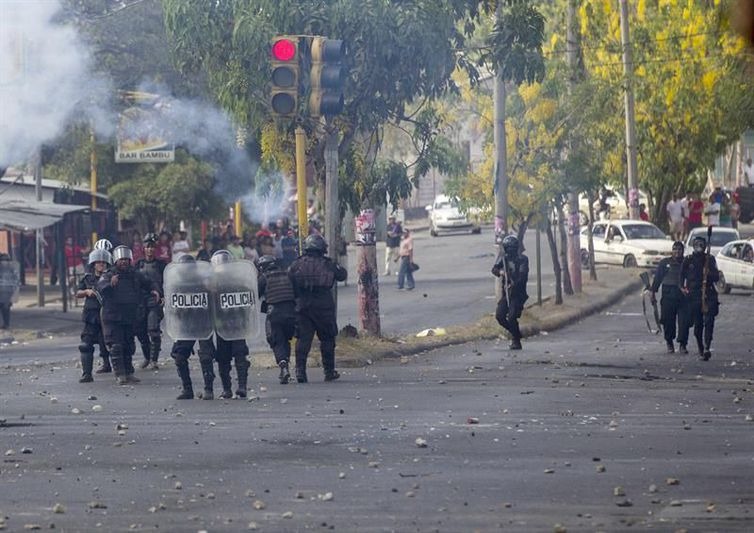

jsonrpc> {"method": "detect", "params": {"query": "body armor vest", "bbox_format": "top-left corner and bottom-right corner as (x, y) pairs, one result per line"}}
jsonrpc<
(290, 255), (335, 291)
(263, 269), (295, 304)
(80, 273), (102, 311)
(662, 259), (682, 287)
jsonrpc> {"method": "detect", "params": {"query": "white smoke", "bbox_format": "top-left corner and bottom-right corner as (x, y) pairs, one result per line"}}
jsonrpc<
(240, 172), (294, 225)
(0, 0), (112, 166)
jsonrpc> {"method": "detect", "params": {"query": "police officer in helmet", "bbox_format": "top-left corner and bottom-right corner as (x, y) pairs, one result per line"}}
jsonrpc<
(650, 241), (690, 353)
(681, 235), (720, 360)
(134, 232), (166, 370)
(76, 248), (112, 382)
(492, 235), (529, 350)
(97, 246), (160, 385)
(257, 255), (296, 384)
(288, 234), (347, 382)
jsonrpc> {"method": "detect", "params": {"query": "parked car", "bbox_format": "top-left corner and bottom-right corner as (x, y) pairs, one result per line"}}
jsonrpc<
(684, 226), (739, 256)
(426, 194), (481, 237)
(715, 239), (754, 293)
(580, 220), (673, 268)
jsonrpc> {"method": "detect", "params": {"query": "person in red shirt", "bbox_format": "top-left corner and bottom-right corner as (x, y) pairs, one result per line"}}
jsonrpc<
(155, 231), (172, 263)
(639, 203), (649, 221)
(64, 237), (83, 277)
(687, 193), (704, 231)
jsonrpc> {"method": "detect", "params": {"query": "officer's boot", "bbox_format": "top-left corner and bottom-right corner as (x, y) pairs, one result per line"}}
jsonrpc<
(278, 360), (291, 384)
(218, 361), (233, 399)
(200, 360), (215, 400)
(95, 354), (112, 374)
(322, 348), (339, 382)
(175, 361), (194, 400)
(509, 338), (523, 350)
(149, 336), (161, 369)
(110, 344), (128, 385)
(696, 337), (705, 360)
(79, 344), (94, 383)
(235, 357), (249, 398)
(295, 353), (308, 384)
(139, 340), (151, 369)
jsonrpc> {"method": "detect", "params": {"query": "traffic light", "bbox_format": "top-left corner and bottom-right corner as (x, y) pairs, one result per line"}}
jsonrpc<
(270, 36), (300, 117)
(308, 37), (346, 117)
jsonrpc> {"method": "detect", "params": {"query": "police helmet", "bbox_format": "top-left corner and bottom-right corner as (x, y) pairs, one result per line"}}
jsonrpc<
(256, 255), (278, 272)
(112, 245), (133, 262)
(94, 238), (112, 251)
(501, 235), (519, 255)
(143, 232), (158, 245)
(304, 234), (327, 254)
(692, 236), (706, 251)
(672, 241), (685, 253)
(210, 250), (233, 266)
(177, 254), (196, 264)
(88, 248), (112, 266)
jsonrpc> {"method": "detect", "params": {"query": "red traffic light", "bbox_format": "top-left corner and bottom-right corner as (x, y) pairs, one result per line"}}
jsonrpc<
(272, 39), (296, 61)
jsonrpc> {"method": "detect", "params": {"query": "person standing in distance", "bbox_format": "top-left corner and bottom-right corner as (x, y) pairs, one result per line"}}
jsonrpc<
(134, 233), (167, 370)
(650, 241), (690, 354)
(257, 255), (296, 384)
(492, 235), (529, 350)
(681, 235), (720, 361)
(383, 215), (402, 277)
(288, 234), (347, 383)
(97, 246), (159, 385)
(76, 248), (112, 382)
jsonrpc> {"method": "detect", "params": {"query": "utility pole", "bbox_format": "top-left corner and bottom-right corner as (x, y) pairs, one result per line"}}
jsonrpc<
(620, 0), (640, 220)
(565, 0), (582, 293)
(324, 124), (339, 309)
(90, 127), (98, 247)
(295, 125), (308, 252)
(33, 148), (44, 307)
(493, 53), (508, 238)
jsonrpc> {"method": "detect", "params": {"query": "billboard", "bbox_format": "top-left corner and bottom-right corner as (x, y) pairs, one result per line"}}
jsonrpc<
(115, 92), (174, 163)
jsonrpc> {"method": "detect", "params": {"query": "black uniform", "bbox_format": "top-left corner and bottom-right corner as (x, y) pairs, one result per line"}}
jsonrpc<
(681, 252), (720, 359)
(288, 252), (347, 382)
(77, 272), (109, 380)
(259, 267), (297, 369)
(492, 252), (529, 346)
(171, 338), (217, 399)
(97, 267), (157, 381)
(134, 258), (166, 364)
(651, 256), (689, 350)
(0, 257), (18, 329)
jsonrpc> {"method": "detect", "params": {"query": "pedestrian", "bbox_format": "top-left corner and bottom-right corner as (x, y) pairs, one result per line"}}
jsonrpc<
(650, 241), (689, 354)
(226, 234), (245, 260)
(257, 255), (296, 384)
(76, 248), (112, 382)
(166, 254), (217, 400)
(288, 234), (347, 383)
(687, 193), (704, 231)
(210, 250), (251, 399)
(731, 191), (740, 229)
(705, 193), (721, 227)
(155, 231), (173, 263)
(131, 231), (145, 263)
(0, 253), (20, 330)
(383, 215), (402, 277)
(744, 157), (754, 187)
(63, 237), (83, 283)
(397, 228), (415, 290)
(492, 235), (529, 350)
(639, 203), (649, 221)
(681, 235), (720, 361)
(134, 233), (166, 370)
(172, 230), (190, 257)
(280, 230), (298, 269)
(196, 238), (212, 262)
(97, 246), (160, 385)
(719, 193), (732, 227)
(666, 194), (685, 241)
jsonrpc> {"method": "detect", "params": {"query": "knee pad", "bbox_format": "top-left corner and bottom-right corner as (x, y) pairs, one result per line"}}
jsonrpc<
(78, 343), (94, 355)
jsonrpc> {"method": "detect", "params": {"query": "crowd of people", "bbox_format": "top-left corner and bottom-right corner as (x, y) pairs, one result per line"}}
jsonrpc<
(665, 187), (741, 240)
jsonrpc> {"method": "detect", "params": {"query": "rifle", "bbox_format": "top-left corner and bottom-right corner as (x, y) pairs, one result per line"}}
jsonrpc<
(499, 254), (512, 319)
(639, 271), (661, 334)
(702, 225), (712, 314)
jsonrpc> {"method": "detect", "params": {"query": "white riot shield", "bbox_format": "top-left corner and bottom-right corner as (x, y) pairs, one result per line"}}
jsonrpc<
(210, 260), (260, 340)
(0, 261), (20, 303)
(163, 261), (213, 340)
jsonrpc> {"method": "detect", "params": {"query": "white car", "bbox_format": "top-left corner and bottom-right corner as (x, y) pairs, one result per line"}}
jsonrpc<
(684, 227), (740, 256)
(580, 220), (673, 268)
(426, 194), (481, 237)
(715, 239), (754, 293)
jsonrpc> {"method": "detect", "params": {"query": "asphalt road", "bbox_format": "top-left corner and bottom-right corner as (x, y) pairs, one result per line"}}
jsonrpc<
(1, 286), (752, 531)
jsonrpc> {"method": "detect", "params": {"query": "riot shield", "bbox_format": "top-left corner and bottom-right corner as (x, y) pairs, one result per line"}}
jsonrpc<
(210, 259), (260, 340)
(163, 261), (213, 340)
(0, 261), (20, 303)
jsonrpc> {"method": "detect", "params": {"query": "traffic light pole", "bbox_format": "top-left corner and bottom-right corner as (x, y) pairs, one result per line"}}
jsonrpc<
(295, 126), (308, 252)
(324, 126), (339, 308)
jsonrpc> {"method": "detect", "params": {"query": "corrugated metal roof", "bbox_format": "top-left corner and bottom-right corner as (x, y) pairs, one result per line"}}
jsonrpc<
(0, 199), (89, 231)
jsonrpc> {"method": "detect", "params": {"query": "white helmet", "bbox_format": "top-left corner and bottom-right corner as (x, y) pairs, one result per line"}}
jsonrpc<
(94, 239), (113, 251)
(112, 245), (133, 262)
(88, 248), (112, 266)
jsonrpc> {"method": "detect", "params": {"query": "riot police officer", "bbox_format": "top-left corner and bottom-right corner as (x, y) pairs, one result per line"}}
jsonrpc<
(681, 235), (720, 360)
(166, 254), (217, 400)
(288, 234), (347, 383)
(210, 250), (252, 399)
(651, 241), (690, 353)
(76, 248), (111, 382)
(97, 246), (159, 385)
(258, 255), (296, 384)
(0, 253), (20, 330)
(492, 235), (529, 350)
(134, 233), (166, 370)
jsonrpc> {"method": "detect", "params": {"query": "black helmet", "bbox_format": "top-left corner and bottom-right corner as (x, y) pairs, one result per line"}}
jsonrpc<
(304, 234), (327, 254)
(143, 232), (158, 245)
(178, 254), (196, 264)
(502, 235), (519, 256)
(256, 255), (278, 272)
(210, 250), (232, 266)
(672, 241), (685, 253)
